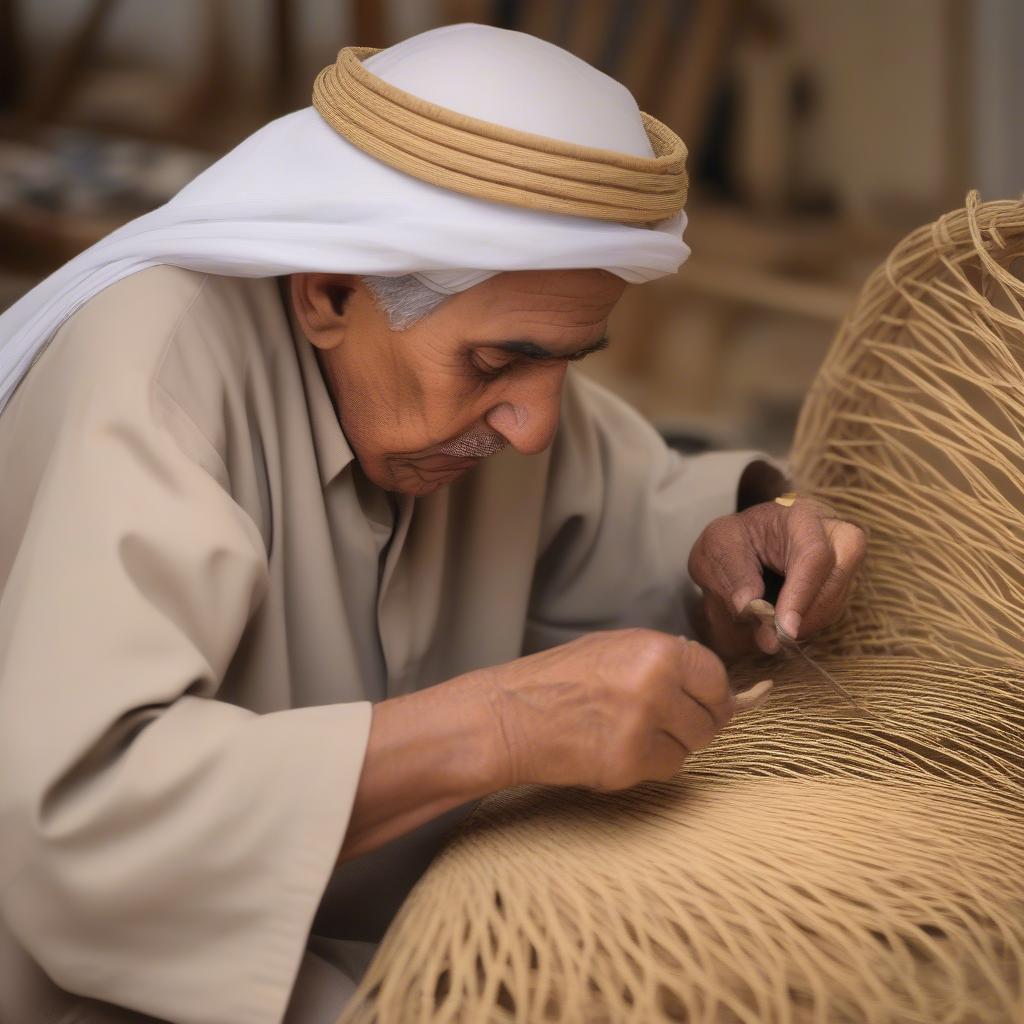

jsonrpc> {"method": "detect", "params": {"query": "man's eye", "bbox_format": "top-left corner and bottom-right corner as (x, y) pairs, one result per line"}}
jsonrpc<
(471, 353), (515, 377)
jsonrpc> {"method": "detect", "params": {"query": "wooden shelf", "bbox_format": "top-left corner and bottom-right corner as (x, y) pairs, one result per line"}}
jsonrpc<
(674, 257), (859, 323)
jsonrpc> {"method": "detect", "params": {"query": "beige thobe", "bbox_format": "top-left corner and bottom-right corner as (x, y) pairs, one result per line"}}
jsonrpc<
(0, 267), (761, 1024)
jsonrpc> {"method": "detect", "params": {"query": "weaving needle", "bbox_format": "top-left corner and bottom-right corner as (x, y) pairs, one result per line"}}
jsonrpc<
(743, 599), (885, 723)
(774, 625), (886, 723)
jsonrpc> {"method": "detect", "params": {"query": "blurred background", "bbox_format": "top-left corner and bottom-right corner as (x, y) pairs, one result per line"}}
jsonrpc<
(1, 0), (1021, 455)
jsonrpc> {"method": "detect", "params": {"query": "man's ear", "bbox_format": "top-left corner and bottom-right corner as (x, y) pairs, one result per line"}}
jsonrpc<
(289, 273), (358, 351)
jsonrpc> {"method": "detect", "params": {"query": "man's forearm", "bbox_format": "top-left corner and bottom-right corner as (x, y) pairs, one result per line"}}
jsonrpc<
(339, 673), (507, 863)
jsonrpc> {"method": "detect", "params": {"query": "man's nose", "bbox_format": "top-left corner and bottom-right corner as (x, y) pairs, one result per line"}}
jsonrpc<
(485, 365), (566, 455)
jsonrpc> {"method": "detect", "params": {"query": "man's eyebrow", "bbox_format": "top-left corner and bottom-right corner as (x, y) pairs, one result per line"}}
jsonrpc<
(483, 336), (611, 360)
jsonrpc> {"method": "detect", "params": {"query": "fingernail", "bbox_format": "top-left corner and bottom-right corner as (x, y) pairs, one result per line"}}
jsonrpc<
(732, 589), (759, 617)
(779, 611), (801, 639)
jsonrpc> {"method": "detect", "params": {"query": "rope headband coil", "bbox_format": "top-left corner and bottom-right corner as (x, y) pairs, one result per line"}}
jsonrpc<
(312, 47), (689, 225)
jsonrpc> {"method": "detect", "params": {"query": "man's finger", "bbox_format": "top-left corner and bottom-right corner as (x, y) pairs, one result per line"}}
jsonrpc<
(688, 515), (764, 616)
(796, 520), (867, 636)
(675, 639), (734, 729)
(754, 618), (781, 654)
(695, 593), (764, 663)
(774, 502), (836, 639)
(664, 689), (720, 752)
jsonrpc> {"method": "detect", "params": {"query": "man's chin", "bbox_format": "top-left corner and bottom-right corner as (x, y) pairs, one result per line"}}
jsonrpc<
(382, 455), (480, 496)
(400, 478), (456, 497)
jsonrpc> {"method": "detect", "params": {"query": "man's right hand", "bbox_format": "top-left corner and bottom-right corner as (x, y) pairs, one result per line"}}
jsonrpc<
(341, 629), (735, 863)
(479, 629), (734, 792)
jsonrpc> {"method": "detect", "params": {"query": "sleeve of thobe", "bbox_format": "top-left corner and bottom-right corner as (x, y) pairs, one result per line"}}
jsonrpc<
(525, 373), (774, 651)
(0, 368), (371, 1024)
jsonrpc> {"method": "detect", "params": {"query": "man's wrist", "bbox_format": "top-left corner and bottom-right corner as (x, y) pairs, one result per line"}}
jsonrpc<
(396, 671), (513, 799)
(454, 670), (518, 795)
(341, 674), (511, 863)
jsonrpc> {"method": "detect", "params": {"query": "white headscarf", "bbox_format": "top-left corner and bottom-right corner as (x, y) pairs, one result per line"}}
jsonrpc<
(0, 24), (689, 415)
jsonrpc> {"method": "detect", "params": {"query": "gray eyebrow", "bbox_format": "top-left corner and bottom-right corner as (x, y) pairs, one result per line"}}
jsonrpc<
(485, 336), (610, 360)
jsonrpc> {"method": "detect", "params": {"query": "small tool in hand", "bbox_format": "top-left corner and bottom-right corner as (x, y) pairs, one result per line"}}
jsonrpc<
(733, 677), (773, 714)
(743, 598), (886, 723)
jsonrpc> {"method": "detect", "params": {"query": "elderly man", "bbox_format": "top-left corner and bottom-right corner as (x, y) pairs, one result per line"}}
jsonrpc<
(0, 23), (864, 1024)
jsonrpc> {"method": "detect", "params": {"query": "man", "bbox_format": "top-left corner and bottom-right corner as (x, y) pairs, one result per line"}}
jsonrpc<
(0, 24), (864, 1024)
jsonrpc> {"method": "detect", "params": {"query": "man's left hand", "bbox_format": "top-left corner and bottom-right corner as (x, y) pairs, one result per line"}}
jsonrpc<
(687, 497), (867, 661)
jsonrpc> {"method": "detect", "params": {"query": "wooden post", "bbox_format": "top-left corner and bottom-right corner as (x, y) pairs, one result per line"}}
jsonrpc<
(26, 0), (119, 124)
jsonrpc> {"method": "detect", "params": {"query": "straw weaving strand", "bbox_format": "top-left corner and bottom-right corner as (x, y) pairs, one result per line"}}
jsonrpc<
(313, 47), (688, 224)
(790, 193), (1024, 667)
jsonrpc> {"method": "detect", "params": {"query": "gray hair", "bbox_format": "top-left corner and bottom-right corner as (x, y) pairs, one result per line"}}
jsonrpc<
(362, 275), (450, 331)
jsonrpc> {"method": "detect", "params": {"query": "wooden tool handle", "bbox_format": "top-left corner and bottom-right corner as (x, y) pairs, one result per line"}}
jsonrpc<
(742, 598), (778, 630)
(734, 678), (773, 713)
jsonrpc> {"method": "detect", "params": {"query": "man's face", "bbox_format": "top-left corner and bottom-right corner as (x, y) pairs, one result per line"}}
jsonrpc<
(293, 270), (626, 496)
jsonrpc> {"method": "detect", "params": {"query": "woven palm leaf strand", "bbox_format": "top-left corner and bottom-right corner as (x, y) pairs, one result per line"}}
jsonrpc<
(313, 47), (688, 224)
(790, 192), (1024, 667)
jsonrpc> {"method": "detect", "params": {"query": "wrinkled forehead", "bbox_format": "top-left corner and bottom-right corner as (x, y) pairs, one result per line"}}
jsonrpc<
(440, 270), (626, 337)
